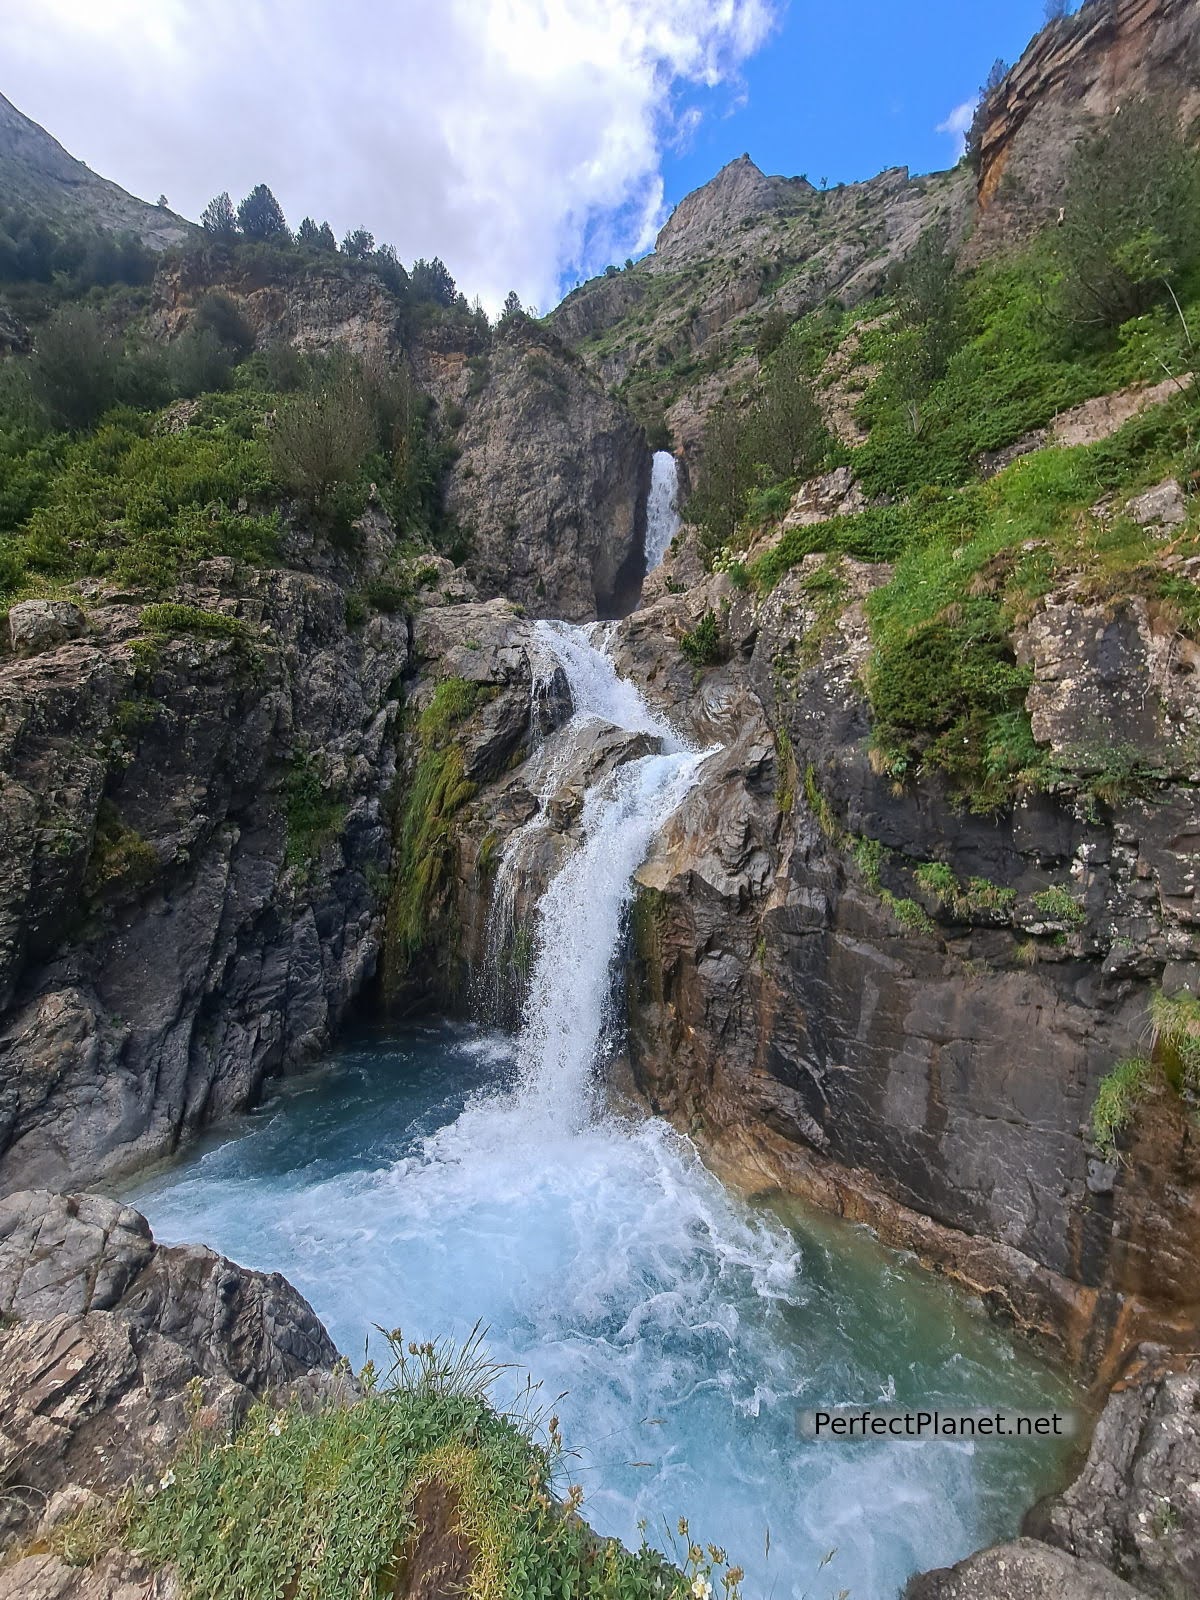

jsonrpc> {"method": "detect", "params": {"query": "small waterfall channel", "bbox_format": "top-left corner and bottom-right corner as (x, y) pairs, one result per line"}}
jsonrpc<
(125, 624), (1074, 1598)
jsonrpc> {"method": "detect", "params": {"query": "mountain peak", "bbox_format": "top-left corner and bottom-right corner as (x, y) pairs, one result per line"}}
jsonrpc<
(0, 88), (193, 249)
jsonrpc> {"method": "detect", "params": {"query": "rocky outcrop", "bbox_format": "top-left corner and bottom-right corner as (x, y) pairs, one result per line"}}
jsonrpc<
(550, 164), (973, 457)
(610, 542), (1199, 1373)
(0, 556), (406, 1195)
(913, 1349), (1200, 1600)
(0, 91), (192, 250)
(0, 1189), (341, 1560)
(652, 155), (797, 269)
(149, 248), (406, 356)
(439, 321), (650, 619)
(969, 0), (1200, 259)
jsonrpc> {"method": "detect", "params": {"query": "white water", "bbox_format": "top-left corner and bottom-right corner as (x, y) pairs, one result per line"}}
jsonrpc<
(645, 451), (681, 572)
(125, 625), (1073, 1599)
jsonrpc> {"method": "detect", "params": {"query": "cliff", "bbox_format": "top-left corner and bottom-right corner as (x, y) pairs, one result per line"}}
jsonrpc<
(969, 0), (1200, 259)
(0, 91), (192, 250)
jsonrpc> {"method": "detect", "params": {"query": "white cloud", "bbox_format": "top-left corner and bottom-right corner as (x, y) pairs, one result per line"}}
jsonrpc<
(0, 0), (778, 312)
(935, 98), (977, 160)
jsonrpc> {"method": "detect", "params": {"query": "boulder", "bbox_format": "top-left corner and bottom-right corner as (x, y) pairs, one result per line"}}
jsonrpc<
(7, 599), (86, 656)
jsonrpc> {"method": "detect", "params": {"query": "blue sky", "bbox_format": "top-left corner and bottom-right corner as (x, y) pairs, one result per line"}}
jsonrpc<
(5, 1), (1069, 312)
(661, 1), (1057, 204)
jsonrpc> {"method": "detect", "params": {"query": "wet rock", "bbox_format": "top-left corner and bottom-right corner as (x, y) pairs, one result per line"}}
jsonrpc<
(6, 599), (87, 656)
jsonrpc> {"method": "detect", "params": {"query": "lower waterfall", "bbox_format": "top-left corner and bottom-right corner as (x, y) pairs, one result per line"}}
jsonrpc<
(124, 625), (1074, 1599)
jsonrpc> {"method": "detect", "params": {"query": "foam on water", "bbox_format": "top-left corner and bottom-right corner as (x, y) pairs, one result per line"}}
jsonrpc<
(124, 625), (1075, 1599)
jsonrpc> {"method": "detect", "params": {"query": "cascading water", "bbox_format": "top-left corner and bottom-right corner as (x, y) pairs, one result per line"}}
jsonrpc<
(644, 451), (681, 572)
(124, 625), (1074, 1599)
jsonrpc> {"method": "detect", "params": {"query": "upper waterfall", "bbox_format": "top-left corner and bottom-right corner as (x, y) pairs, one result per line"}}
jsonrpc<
(644, 451), (681, 572)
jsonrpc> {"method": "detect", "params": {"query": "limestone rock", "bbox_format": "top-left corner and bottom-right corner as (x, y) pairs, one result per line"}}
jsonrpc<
(1127, 479), (1187, 531)
(441, 322), (650, 620)
(1028, 1355), (1200, 1600)
(0, 565), (407, 1193)
(969, 0), (1200, 259)
(906, 1539), (1146, 1600)
(0, 1190), (341, 1553)
(7, 599), (87, 656)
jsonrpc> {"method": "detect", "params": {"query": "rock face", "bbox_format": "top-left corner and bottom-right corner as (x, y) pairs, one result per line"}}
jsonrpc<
(0, 558), (407, 1194)
(969, 0), (1200, 259)
(913, 1350), (1200, 1600)
(550, 163), (973, 457)
(0, 1190), (340, 1556)
(150, 249), (407, 356)
(440, 321), (650, 620)
(611, 546), (1200, 1372)
(0, 91), (192, 250)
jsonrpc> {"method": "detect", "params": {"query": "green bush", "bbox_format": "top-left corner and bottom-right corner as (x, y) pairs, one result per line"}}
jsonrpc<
(679, 609), (723, 667)
(1031, 885), (1086, 927)
(284, 752), (345, 872)
(140, 603), (249, 639)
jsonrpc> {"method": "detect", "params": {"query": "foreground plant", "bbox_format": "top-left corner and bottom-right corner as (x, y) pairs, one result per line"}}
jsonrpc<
(74, 1327), (731, 1600)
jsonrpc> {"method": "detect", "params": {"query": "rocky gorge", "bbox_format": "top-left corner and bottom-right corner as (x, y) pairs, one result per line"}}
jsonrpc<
(1, 0), (1200, 1596)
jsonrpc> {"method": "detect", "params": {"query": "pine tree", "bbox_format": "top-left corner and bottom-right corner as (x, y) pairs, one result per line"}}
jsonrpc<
(200, 192), (238, 237)
(236, 185), (289, 242)
(342, 227), (375, 260)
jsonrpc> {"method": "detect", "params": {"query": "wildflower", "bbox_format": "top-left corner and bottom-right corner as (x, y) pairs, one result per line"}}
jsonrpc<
(158, 1470), (176, 1492)
(691, 1579), (712, 1600)
(268, 1416), (285, 1436)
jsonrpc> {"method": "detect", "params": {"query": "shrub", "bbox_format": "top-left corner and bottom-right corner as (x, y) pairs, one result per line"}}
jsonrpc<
(29, 306), (121, 430)
(679, 609), (723, 667)
(1149, 988), (1200, 1093)
(268, 364), (374, 507)
(1091, 1057), (1152, 1161)
(140, 603), (249, 640)
(116, 1329), (707, 1600)
(1054, 98), (1200, 338)
(284, 752), (344, 872)
(1031, 885), (1086, 927)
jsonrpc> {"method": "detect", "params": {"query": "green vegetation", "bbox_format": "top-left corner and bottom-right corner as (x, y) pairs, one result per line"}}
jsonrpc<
(1149, 988), (1200, 1095)
(283, 752), (345, 873)
(1091, 1057), (1152, 1162)
(77, 1329), (725, 1600)
(83, 800), (159, 902)
(679, 608), (723, 668)
(383, 678), (481, 994)
(140, 602), (250, 640)
(1030, 885), (1086, 928)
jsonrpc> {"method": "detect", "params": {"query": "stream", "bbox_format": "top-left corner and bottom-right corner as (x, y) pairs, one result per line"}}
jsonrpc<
(123, 594), (1077, 1599)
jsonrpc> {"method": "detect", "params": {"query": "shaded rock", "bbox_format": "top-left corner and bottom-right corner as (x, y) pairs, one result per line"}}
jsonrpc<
(906, 1539), (1146, 1600)
(0, 565), (407, 1193)
(0, 1190), (342, 1554)
(1027, 1354), (1200, 1600)
(7, 600), (87, 657)
(441, 322), (650, 620)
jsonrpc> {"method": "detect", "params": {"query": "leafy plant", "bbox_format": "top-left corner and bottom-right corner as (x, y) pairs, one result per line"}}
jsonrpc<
(1031, 885), (1086, 927)
(679, 609), (723, 668)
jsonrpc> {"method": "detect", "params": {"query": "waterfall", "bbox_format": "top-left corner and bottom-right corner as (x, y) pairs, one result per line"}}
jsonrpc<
(644, 450), (681, 572)
(127, 618), (1076, 1600)
(508, 622), (706, 1120)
